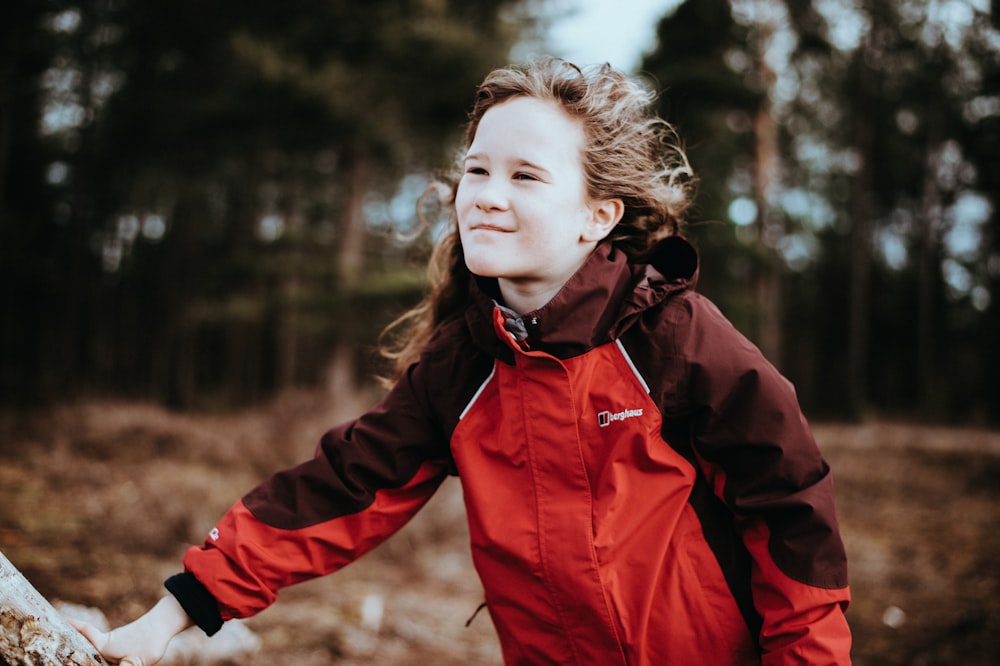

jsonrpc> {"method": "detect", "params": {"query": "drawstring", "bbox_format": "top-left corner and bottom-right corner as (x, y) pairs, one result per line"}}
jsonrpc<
(465, 601), (488, 627)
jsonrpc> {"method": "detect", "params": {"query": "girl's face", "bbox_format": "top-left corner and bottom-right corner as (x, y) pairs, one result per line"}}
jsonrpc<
(456, 96), (622, 314)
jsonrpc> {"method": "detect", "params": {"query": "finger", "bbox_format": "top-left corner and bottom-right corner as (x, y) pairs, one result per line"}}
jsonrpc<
(66, 618), (103, 647)
(67, 618), (119, 662)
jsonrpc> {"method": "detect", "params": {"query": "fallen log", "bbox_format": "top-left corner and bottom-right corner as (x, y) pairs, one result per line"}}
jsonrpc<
(0, 549), (106, 665)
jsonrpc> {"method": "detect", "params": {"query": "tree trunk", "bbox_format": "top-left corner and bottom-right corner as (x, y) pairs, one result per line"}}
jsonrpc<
(750, 26), (783, 366)
(336, 143), (371, 288)
(276, 164), (305, 390)
(0, 15), (14, 228)
(0, 550), (107, 665)
(223, 158), (264, 405)
(916, 143), (942, 418)
(848, 32), (877, 420)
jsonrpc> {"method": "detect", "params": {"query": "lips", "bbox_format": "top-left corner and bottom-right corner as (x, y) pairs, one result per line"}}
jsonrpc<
(469, 223), (513, 232)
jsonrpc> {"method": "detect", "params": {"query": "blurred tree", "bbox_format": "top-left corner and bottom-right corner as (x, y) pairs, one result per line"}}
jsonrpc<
(0, 0), (52, 403)
(641, 0), (766, 340)
(837, 0), (998, 420)
(972, 4), (1000, 421)
(5, 0), (998, 422)
(642, 0), (831, 367)
(0, 0), (534, 408)
(642, 0), (999, 421)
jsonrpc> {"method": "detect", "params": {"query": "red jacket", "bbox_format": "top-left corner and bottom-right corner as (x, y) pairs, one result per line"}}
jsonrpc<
(168, 237), (851, 664)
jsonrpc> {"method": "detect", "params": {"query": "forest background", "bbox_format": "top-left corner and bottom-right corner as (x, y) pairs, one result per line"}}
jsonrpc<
(1, 0), (997, 422)
(0, 1), (999, 665)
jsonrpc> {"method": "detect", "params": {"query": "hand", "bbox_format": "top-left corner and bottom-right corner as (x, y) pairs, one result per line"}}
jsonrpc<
(68, 596), (193, 666)
(68, 618), (155, 666)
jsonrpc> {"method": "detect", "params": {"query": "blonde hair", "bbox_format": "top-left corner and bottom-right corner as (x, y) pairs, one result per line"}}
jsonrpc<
(379, 57), (695, 378)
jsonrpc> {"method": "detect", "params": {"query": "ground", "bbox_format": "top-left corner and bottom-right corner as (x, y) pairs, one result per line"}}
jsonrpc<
(0, 392), (997, 665)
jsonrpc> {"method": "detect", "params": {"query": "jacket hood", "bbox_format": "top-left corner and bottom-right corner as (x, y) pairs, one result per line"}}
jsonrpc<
(466, 236), (700, 360)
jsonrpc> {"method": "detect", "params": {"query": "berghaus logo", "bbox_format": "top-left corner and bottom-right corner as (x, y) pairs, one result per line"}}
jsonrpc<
(598, 408), (644, 427)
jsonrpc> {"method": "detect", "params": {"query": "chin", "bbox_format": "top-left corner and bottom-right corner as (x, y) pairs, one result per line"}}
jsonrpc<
(463, 260), (504, 279)
(461, 250), (504, 278)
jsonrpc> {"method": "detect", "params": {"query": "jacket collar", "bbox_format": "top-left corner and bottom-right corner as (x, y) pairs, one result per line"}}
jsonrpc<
(465, 236), (699, 361)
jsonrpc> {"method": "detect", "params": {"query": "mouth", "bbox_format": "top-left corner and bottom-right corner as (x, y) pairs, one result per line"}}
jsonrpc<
(469, 223), (512, 233)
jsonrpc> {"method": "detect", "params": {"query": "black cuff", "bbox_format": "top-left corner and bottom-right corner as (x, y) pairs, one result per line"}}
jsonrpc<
(164, 572), (224, 637)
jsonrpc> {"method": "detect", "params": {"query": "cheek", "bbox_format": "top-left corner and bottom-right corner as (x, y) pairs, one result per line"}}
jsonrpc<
(454, 180), (474, 219)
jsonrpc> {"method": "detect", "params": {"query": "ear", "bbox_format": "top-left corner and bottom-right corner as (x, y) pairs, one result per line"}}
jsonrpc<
(582, 198), (624, 242)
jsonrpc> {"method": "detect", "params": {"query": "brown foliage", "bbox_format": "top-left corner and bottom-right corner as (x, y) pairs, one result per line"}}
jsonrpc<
(1, 398), (997, 664)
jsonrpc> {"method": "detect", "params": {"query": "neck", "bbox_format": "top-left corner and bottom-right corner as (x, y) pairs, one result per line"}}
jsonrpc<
(495, 245), (600, 314)
(497, 278), (564, 315)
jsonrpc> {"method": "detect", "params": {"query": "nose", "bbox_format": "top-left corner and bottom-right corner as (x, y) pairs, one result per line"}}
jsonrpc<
(473, 176), (508, 212)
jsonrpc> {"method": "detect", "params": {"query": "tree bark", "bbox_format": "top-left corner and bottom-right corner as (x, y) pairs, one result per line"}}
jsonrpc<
(0, 550), (107, 665)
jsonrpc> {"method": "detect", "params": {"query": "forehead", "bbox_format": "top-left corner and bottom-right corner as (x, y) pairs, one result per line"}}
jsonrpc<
(468, 96), (586, 158)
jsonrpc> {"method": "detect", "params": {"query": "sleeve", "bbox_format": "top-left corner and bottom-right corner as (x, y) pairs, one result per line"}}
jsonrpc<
(680, 294), (852, 665)
(169, 358), (454, 634)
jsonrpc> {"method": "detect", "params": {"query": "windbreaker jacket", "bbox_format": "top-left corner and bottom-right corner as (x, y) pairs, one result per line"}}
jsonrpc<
(167, 237), (852, 665)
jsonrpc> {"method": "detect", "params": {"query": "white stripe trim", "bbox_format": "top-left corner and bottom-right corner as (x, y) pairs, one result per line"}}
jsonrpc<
(615, 339), (650, 394)
(459, 362), (497, 420)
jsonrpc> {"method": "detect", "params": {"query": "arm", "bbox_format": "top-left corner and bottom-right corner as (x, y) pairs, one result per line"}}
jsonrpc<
(680, 294), (851, 664)
(176, 452), (449, 630)
(171, 354), (457, 634)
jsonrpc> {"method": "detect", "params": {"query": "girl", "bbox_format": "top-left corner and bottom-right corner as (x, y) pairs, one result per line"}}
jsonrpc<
(74, 57), (851, 665)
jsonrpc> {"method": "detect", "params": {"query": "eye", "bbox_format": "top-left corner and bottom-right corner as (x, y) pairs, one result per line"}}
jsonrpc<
(513, 172), (539, 181)
(465, 166), (488, 176)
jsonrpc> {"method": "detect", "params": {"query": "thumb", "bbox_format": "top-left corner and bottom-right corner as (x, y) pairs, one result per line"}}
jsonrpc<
(67, 619), (146, 666)
(67, 617), (108, 650)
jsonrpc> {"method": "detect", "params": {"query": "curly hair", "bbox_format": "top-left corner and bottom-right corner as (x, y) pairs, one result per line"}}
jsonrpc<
(379, 57), (695, 379)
